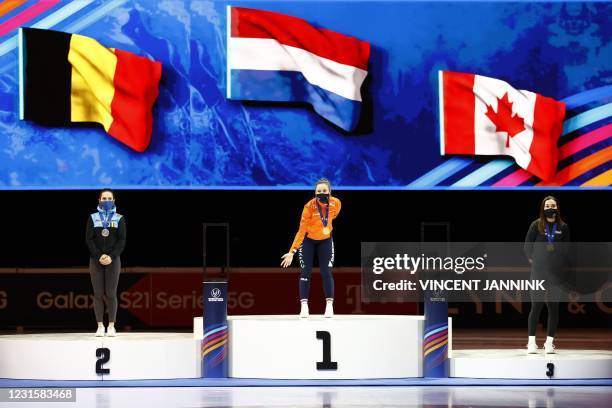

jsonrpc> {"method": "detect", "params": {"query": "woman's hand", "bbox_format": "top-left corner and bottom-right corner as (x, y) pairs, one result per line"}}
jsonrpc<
(99, 254), (112, 266)
(281, 252), (294, 268)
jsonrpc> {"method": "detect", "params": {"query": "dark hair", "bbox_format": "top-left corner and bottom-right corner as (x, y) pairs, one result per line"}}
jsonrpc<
(314, 178), (331, 190)
(537, 195), (564, 233)
(98, 188), (115, 200)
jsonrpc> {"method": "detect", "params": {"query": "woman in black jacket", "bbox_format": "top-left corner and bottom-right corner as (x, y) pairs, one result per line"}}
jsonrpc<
(85, 189), (126, 337)
(524, 195), (570, 354)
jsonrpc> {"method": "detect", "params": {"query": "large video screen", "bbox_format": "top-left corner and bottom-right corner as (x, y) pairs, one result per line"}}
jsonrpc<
(0, 1), (609, 189)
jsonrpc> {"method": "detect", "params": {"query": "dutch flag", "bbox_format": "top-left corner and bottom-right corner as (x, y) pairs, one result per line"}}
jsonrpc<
(226, 6), (370, 132)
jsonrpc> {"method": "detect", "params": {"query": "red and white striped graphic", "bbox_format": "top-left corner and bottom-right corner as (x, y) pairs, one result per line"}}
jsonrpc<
(227, 6), (370, 131)
(439, 71), (566, 181)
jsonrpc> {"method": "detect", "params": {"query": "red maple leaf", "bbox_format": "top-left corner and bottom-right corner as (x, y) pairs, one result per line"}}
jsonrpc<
(485, 92), (526, 147)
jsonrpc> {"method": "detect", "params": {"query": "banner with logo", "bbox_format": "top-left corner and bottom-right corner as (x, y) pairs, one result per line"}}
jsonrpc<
(202, 281), (228, 378)
(1, 268), (608, 331)
(424, 294), (449, 378)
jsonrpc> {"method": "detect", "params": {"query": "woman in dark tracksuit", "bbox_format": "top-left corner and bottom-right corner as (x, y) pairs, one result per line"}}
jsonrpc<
(281, 178), (341, 319)
(86, 189), (126, 337)
(524, 195), (570, 354)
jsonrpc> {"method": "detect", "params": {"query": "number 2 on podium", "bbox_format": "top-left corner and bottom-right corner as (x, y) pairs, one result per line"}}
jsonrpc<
(316, 331), (338, 370)
(96, 348), (110, 374)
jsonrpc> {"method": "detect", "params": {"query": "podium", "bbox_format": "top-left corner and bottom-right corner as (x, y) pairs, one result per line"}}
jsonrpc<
(1, 316), (610, 381)
(451, 349), (612, 379)
(0, 333), (200, 380)
(195, 315), (427, 379)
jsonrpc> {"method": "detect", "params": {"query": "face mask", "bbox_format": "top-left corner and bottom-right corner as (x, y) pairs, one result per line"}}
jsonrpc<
(100, 200), (115, 211)
(316, 193), (330, 204)
(544, 208), (557, 219)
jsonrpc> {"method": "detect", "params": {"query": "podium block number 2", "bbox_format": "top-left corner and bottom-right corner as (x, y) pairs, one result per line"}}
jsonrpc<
(96, 348), (110, 374)
(316, 331), (338, 370)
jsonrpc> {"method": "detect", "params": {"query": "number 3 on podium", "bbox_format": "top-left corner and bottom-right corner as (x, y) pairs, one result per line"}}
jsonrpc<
(316, 331), (338, 370)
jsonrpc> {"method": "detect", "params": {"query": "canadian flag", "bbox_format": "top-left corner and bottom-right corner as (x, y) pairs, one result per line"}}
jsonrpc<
(438, 71), (566, 181)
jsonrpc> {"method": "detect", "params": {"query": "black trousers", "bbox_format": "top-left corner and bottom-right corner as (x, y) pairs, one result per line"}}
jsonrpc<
(528, 265), (561, 337)
(89, 257), (121, 322)
(298, 237), (334, 300)
(528, 293), (559, 337)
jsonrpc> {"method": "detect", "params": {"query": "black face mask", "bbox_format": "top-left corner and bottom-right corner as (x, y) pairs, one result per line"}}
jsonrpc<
(544, 208), (558, 219)
(316, 193), (330, 204)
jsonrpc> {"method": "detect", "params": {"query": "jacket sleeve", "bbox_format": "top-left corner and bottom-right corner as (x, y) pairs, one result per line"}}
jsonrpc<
(561, 223), (571, 243)
(332, 197), (341, 219)
(560, 223), (572, 261)
(523, 220), (538, 260)
(289, 205), (311, 253)
(86, 216), (102, 259)
(109, 217), (126, 258)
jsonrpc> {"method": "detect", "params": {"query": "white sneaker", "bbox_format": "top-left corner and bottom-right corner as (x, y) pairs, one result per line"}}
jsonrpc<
(106, 326), (117, 337)
(299, 302), (309, 319)
(544, 342), (555, 354)
(95, 326), (105, 337)
(527, 342), (538, 354)
(324, 301), (334, 318)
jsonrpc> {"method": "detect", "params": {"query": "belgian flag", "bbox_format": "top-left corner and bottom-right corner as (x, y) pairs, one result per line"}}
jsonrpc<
(19, 28), (162, 152)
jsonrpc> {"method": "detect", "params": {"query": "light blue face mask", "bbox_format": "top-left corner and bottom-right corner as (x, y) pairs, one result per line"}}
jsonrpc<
(100, 200), (115, 211)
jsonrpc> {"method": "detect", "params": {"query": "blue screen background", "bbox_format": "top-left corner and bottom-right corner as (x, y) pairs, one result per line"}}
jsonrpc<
(0, 1), (609, 189)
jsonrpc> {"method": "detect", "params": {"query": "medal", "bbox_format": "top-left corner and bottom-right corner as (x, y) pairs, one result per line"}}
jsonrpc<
(99, 206), (114, 238)
(316, 199), (330, 236)
(545, 222), (557, 252)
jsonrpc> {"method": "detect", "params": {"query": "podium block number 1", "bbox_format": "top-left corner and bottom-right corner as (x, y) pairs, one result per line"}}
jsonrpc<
(316, 331), (338, 370)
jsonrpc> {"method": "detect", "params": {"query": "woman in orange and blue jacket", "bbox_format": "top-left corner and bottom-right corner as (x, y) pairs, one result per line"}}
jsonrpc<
(281, 178), (341, 319)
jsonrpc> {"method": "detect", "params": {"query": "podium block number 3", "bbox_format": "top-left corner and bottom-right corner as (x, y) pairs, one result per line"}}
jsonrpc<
(96, 348), (110, 374)
(316, 331), (338, 370)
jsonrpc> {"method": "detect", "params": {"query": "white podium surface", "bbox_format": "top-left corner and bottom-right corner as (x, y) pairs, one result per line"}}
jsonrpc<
(0, 333), (200, 380)
(2, 317), (609, 381)
(451, 349), (612, 379)
(223, 315), (424, 379)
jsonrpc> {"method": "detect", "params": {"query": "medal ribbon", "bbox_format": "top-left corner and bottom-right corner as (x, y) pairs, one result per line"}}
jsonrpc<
(545, 222), (557, 244)
(316, 199), (329, 229)
(98, 208), (114, 229)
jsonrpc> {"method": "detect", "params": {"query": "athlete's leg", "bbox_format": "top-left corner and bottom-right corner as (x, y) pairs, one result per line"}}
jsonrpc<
(317, 238), (335, 299)
(104, 257), (121, 323)
(528, 297), (544, 336)
(298, 238), (315, 300)
(545, 301), (559, 337)
(89, 258), (105, 323)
